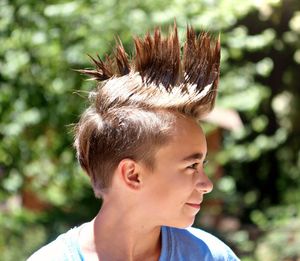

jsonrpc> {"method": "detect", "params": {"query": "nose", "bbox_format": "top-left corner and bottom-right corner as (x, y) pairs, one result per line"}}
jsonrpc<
(195, 171), (213, 194)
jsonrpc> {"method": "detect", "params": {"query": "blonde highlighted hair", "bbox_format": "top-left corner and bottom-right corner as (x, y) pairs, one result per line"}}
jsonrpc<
(74, 24), (220, 197)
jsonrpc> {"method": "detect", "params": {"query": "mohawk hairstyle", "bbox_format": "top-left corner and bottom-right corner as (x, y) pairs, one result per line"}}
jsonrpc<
(77, 24), (220, 118)
(74, 24), (221, 195)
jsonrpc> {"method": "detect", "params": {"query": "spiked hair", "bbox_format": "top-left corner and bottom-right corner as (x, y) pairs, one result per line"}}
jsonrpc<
(74, 25), (221, 197)
(78, 25), (220, 117)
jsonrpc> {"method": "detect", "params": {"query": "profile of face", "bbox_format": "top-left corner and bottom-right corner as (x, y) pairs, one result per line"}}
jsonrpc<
(140, 116), (213, 228)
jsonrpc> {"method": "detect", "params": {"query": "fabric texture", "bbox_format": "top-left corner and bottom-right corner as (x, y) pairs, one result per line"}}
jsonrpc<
(27, 224), (239, 261)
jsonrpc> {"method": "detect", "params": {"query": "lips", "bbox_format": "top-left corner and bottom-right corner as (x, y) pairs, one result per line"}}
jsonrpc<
(186, 203), (201, 209)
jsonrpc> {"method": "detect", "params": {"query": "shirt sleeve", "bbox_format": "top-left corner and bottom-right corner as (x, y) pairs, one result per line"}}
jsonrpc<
(27, 237), (69, 261)
(27, 228), (83, 261)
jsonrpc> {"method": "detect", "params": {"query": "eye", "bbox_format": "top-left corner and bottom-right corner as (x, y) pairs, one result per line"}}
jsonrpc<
(187, 163), (199, 170)
(203, 159), (209, 166)
(187, 160), (208, 170)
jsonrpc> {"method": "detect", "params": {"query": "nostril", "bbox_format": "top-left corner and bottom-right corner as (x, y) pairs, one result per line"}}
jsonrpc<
(205, 181), (214, 194)
(197, 180), (213, 194)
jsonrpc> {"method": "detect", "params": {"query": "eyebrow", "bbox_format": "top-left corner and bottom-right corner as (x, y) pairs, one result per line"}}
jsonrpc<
(181, 153), (204, 162)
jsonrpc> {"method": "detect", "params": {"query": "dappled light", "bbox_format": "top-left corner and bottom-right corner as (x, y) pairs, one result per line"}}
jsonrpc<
(0, 0), (299, 260)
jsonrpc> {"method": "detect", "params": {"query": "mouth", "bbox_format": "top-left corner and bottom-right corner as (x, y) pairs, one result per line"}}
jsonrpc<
(186, 203), (201, 209)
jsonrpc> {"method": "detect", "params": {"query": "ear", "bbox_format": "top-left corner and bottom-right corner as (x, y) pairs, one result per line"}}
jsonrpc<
(118, 159), (143, 190)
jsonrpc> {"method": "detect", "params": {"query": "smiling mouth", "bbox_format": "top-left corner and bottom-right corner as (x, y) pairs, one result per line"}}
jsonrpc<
(186, 203), (201, 209)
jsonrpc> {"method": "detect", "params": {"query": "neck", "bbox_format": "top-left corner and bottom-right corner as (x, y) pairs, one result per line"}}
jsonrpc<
(79, 201), (162, 261)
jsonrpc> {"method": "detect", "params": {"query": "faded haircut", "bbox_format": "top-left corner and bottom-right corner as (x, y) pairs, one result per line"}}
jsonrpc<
(74, 24), (220, 197)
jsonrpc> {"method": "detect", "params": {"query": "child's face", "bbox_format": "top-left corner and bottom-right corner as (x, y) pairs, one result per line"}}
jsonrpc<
(140, 116), (213, 228)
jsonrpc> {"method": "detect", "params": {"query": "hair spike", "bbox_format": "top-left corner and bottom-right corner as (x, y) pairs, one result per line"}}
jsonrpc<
(77, 23), (221, 118)
(133, 24), (181, 91)
(76, 54), (114, 81)
(183, 28), (220, 94)
(115, 37), (130, 76)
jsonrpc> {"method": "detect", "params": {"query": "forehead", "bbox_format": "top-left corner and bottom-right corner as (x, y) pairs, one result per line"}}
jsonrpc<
(154, 116), (207, 163)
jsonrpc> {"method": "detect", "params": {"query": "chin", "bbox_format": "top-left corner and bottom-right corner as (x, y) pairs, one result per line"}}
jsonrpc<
(178, 220), (195, 229)
(167, 217), (195, 229)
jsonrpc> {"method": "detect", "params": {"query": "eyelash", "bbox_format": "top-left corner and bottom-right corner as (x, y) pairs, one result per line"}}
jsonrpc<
(188, 159), (208, 170)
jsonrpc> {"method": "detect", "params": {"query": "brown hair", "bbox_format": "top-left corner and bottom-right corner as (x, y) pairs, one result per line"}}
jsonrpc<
(74, 24), (220, 197)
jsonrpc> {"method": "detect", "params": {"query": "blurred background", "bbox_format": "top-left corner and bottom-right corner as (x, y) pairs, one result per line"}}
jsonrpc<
(0, 0), (300, 260)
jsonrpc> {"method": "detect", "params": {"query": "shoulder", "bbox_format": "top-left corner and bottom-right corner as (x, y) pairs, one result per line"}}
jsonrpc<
(165, 226), (239, 261)
(27, 226), (83, 261)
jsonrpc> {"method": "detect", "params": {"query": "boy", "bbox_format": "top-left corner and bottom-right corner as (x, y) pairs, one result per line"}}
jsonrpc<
(28, 24), (239, 260)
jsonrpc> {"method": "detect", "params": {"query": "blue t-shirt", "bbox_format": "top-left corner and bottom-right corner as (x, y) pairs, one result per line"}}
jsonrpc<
(28, 225), (239, 260)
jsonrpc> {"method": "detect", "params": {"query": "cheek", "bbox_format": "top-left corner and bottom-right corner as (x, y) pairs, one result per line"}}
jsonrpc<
(145, 167), (195, 199)
(157, 174), (194, 202)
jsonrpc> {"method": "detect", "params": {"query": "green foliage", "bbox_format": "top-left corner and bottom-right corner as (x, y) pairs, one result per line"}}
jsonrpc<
(1, 0), (300, 259)
(0, 210), (47, 260)
(250, 205), (300, 260)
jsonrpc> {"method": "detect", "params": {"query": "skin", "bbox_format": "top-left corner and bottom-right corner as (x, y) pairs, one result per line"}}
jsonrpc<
(78, 115), (213, 261)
